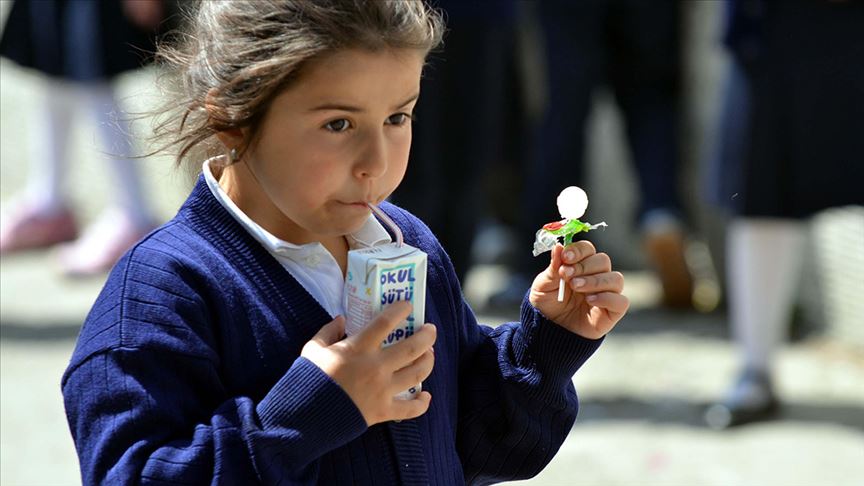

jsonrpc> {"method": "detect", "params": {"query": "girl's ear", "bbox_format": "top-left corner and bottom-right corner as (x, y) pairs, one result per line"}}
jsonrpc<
(214, 128), (244, 153)
(205, 88), (245, 151)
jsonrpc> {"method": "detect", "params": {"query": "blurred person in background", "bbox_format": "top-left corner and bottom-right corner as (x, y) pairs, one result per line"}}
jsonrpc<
(391, 0), (523, 283)
(0, 0), (170, 276)
(491, 0), (694, 310)
(704, 0), (864, 428)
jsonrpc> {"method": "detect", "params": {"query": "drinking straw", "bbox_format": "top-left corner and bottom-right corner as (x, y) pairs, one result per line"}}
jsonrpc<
(367, 203), (403, 247)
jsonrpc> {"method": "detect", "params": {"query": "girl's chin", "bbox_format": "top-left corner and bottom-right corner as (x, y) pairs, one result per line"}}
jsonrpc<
(327, 209), (371, 235)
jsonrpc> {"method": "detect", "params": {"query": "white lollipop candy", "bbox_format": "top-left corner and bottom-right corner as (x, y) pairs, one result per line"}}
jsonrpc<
(557, 186), (588, 220)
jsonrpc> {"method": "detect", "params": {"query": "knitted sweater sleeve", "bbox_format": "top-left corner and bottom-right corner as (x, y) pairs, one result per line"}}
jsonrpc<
(61, 244), (367, 485)
(384, 203), (603, 485)
(454, 293), (602, 485)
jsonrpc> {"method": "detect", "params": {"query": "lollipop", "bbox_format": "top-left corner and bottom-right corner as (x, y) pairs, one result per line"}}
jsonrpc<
(533, 186), (607, 301)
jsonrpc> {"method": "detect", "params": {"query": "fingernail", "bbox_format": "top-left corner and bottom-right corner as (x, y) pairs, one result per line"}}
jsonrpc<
(562, 266), (574, 277)
(572, 278), (586, 288)
(564, 251), (575, 262)
(586, 294), (597, 302)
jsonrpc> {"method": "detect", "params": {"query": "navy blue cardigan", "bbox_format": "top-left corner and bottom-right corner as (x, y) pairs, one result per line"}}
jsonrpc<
(61, 177), (603, 485)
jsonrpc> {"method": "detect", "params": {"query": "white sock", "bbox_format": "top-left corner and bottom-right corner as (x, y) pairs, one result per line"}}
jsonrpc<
(86, 84), (152, 228)
(26, 79), (75, 212)
(727, 218), (807, 374)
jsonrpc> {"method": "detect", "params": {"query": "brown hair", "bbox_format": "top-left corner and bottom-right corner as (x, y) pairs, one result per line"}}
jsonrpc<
(150, 0), (444, 167)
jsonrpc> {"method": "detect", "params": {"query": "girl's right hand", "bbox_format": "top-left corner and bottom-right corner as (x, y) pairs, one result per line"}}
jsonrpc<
(300, 301), (436, 426)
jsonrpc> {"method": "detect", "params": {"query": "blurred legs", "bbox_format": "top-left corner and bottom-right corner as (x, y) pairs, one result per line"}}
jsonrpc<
(706, 218), (806, 428)
(728, 218), (806, 373)
(87, 83), (152, 229)
(27, 79), (75, 212)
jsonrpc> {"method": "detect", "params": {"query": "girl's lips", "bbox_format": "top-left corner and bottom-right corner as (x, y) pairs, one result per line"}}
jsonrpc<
(342, 197), (381, 207)
(339, 201), (372, 210)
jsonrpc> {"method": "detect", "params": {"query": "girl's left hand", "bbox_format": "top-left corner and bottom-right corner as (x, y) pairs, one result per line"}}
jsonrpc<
(529, 241), (629, 340)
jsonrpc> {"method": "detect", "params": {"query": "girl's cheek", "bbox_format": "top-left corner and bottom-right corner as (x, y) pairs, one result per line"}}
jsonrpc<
(307, 161), (339, 182)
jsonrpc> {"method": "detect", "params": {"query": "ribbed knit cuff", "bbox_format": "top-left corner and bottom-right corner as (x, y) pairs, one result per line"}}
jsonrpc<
(256, 357), (367, 454)
(515, 293), (604, 389)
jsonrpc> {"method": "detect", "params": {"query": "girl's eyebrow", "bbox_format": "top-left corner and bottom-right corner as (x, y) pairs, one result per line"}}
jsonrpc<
(308, 93), (419, 113)
(392, 93), (419, 110)
(309, 103), (363, 113)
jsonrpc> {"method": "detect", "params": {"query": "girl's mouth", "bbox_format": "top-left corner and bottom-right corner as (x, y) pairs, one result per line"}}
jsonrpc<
(340, 201), (372, 210)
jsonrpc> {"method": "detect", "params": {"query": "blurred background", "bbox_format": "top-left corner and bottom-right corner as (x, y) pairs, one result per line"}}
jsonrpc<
(1, 1), (862, 485)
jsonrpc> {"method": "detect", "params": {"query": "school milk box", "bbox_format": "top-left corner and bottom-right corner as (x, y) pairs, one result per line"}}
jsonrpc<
(344, 242), (427, 400)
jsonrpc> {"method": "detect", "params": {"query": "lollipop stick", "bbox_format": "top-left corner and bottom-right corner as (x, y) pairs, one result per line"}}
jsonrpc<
(558, 235), (573, 302)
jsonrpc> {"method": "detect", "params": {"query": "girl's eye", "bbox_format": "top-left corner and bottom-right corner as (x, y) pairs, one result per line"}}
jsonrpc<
(325, 119), (351, 132)
(386, 113), (412, 126)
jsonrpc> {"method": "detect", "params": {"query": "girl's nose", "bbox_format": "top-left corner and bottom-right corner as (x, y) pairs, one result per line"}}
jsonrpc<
(354, 132), (388, 179)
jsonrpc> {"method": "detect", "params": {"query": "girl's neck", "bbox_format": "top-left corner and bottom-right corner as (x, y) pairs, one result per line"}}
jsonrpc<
(217, 161), (350, 276)
(322, 235), (349, 276)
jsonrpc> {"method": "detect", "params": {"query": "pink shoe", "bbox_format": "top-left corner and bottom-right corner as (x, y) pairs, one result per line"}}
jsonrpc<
(0, 203), (78, 254)
(57, 209), (156, 277)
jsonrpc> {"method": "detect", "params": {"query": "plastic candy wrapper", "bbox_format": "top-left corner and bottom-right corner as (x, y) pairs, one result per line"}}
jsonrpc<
(532, 186), (607, 301)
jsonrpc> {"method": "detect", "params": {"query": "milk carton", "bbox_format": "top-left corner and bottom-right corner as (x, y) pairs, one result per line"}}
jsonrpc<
(345, 242), (427, 400)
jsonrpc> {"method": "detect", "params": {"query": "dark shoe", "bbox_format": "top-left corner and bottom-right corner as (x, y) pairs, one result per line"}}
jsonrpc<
(705, 369), (780, 429)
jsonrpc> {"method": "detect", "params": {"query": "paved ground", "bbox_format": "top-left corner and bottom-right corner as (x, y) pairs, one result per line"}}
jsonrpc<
(2, 9), (864, 483)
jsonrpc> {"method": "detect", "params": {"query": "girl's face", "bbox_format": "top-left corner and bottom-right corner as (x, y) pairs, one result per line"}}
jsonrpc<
(224, 48), (425, 245)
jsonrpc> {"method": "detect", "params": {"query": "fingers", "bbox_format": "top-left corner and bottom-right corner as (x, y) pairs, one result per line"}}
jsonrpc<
(381, 323), (436, 369)
(551, 243), (563, 272)
(538, 243), (564, 284)
(310, 316), (346, 347)
(585, 291), (630, 318)
(388, 391), (432, 421)
(559, 252), (611, 280)
(560, 240), (596, 266)
(352, 301), (413, 349)
(390, 348), (434, 394)
(568, 271), (625, 294)
(536, 241), (600, 295)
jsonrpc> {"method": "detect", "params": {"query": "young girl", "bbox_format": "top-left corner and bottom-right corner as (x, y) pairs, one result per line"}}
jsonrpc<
(61, 1), (629, 484)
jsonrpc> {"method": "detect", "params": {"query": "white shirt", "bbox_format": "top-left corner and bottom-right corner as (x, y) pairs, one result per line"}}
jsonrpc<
(202, 158), (392, 317)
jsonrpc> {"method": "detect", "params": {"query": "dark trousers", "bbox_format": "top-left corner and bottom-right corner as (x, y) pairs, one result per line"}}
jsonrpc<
(516, 0), (683, 275)
(393, 16), (520, 281)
